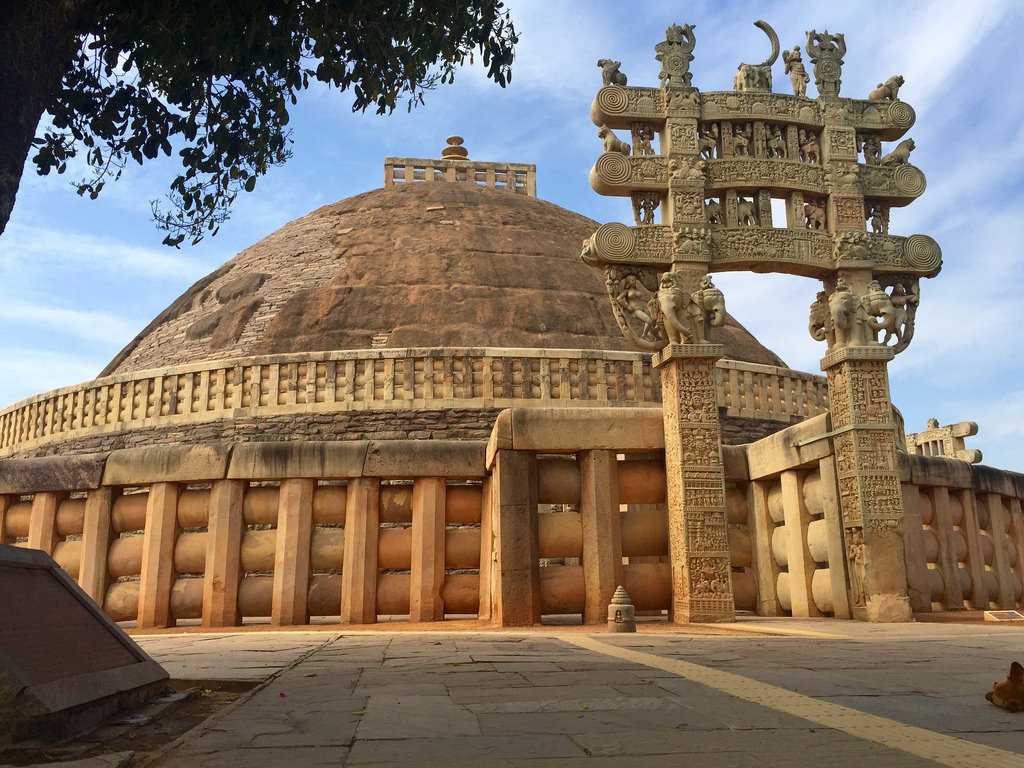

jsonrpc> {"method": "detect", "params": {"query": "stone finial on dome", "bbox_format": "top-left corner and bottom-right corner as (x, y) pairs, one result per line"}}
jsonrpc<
(441, 136), (469, 160)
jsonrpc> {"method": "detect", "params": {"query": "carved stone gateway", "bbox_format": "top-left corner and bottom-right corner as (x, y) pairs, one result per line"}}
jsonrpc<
(583, 20), (941, 622)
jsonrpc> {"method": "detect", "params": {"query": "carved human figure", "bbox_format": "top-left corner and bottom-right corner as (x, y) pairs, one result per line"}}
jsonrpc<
(736, 196), (757, 226)
(632, 123), (655, 156)
(766, 125), (786, 159)
(597, 59), (627, 86)
(668, 89), (701, 110)
(803, 200), (826, 230)
(798, 129), (820, 164)
(656, 271), (725, 344)
(880, 138), (915, 166)
(598, 125), (631, 155)
(733, 123), (752, 156)
(632, 193), (659, 226)
(698, 124), (719, 160)
(782, 45), (810, 97)
(704, 199), (722, 225)
(859, 134), (882, 165)
(868, 75), (904, 101)
(867, 204), (889, 234)
(614, 273), (659, 341)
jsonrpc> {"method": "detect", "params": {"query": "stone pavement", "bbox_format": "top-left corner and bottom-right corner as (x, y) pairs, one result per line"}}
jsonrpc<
(131, 619), (1024, 767)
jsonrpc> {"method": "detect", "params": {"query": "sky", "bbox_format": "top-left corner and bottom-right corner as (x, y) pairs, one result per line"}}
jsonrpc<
(1, 0), (1022, 467)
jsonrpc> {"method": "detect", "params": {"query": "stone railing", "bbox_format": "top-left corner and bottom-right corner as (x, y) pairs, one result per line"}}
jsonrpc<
(0, 348), (828, 458)
(384, 156), (537, 196)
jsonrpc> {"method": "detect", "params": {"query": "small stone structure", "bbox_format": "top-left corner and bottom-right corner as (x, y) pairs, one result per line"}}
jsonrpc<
(384, 137), (537, 196)
(906, 419), (982, 464)
(0, 544), (167, 744)
(607, 585), (637, 632)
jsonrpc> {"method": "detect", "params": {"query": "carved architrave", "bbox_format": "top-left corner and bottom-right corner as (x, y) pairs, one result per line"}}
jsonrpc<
(704, 158), (825, 193)
(824, 126), (857, 162)
(832, 196), (865, 231)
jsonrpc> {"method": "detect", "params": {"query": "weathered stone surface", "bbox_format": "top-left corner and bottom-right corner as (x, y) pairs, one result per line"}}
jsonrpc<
(0, 454), (107, 493)
(102, 183), (784, 376)
(228, 441), (368, 480)
(364, 440), (486, 478)
(102, 444), (230, 485)
(907, 454), (971, 488)
(970, 464), (1019, 497)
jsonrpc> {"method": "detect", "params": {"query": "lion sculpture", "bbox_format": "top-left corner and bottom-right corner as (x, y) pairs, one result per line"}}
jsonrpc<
(598, 125), (631, 156)
(598, 59), (627, 87)
(868, 75), (904, 102)
(880, 138), (915, 166)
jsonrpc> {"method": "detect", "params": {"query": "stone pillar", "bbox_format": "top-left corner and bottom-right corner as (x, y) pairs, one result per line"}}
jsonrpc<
(786, 192), (804, 230)
(756, 190), (772, 228)
(899, 481), (933, 613)
(203, 479), (245, 627)
(272, 478), (313, 626)
(340, 477), (380, 624)
(27, 491), (62, 554)
(653, 343), (735, 623)
(780, 470), (821, 617)
(0, 494), (9, 546)
(748, 479), (781, 615)
(823, 345), (912, 621)
(579, 450), (623, 624)
(138, 482), (179, 629)
(410, 477), (446, 622)
(490, 450), (541, 626)
(818, 456), (853, 618)
(478, 476), (494, 621)
(79, 487), (114, 605)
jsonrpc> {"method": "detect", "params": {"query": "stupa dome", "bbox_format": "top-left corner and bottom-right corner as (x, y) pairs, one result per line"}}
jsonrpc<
(103, 182), (783, 375)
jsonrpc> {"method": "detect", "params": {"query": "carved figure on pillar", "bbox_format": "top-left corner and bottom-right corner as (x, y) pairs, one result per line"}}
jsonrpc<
(868, 75), (904, 101)
(806, 29), (846, 98)
(782, 45), (810, 97)
(880, 138), (915, 166)
(698, 124), (719, 160)
(766, 125), (787, 158)
(803, 200), (826, 230)
(632, 193), (660, 225)
(598, 125), (631, 155)
(733, 123), (752, 156)
(656, 23), (697, 89)
(867, 203), (889, 234)
(733, 21), (779, 93)
(656, 272), (726, 344)
(736, 196), (757, 226)
(632, 123), (656, 155)
(859, 134), (882, 165)
(799, 129), (820, 163)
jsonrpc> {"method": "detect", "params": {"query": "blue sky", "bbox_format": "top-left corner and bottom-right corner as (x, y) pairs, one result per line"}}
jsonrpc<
(1, 0), (1021, 467)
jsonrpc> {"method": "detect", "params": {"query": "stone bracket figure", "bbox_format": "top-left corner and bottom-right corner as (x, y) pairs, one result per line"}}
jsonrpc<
(598, 124), (631, 155)
(782, 45), (809, 98)
(805, 29), (846, 98)
(808, 275), (919, 354)
(632, 193), (660, 226)
(605, 266), (666, 350)
(657, 272), (726, 344)
(880, 138), (915, 166)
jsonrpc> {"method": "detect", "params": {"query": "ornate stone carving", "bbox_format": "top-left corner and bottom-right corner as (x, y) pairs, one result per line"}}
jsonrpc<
(859, 133), (881, 165)
(808, 275), (919, 354)
(656, 23), (697, 90)
(669, 157), (705, 181)
(805, 29), (846, 98)
(598, 125), (631, 155)
(704, 198), (722, 225)
(667, 88), (701, 111)
(734, 20), (779, 93)
(736, 196), (757, 226)
(867, 203), (889, 234)
(782, 46), (810, 98)
(631, 123), (656, 155)
(798, 129), (820, 163)
(656, 272), (726, 344)
(868, 75), (904, 102)
(803, 199), (826, 230)
(669, 123), (699, 155)
(632, 192), (660, 225)
(704, 158), (824, 192)
(598, 59), (628, 86)
(698, 124), (719, 160)
(766, 125), (787, 158)
(733, 123), (752, 156)
(880, 138), (915, 166)
(605, 265), (665, 349)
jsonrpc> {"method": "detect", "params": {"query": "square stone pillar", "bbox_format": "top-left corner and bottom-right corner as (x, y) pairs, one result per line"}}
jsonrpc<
(203, 479), (245, 627)
(579, 449), (623, 624)
(652, 343), (735, 623)
(490, 450), (541, 626)
(822, 345), (912, 622)
(79, 487), (114, 605)
(340, 477), (380, 624)
(410, 477), (446, 622)
(0, 494), (9, 546)
(138, 483), (179, 629)
(28, 491), (62, 554)
(272, 478), (314, 626)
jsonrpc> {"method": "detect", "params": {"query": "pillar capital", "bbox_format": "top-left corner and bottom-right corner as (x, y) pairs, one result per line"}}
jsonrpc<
(652, 343), (724, 368)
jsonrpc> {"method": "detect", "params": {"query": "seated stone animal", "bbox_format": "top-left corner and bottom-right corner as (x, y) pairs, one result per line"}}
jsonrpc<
(880, 138), (915, 166)
(598, 59), (628, 87)
(986, 662), (1024, 712)
(868, 75), (904, 101)
(598, 125), (631, 156)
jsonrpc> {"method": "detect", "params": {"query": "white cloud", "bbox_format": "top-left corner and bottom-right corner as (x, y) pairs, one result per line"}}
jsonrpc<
(0, 349), (105, 408)
(0, 299), (135, 346)
(0, 221), (215, 282)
